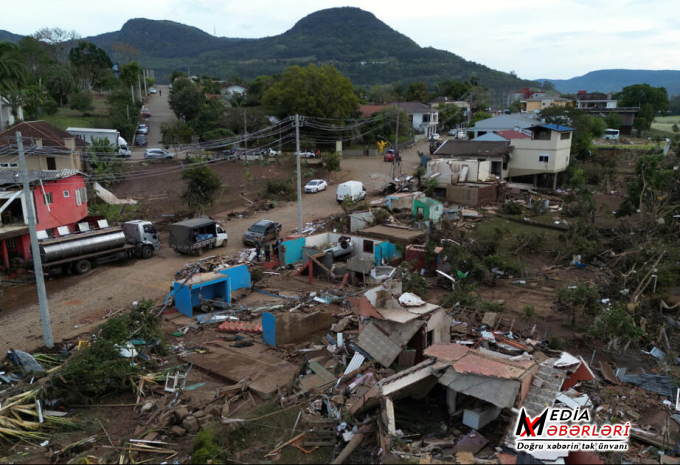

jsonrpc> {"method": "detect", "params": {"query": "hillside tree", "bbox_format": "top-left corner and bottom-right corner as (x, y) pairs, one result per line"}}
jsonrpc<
(617, 84), (669, 114)
(169, 82), (202, 121)
(181, 166), (221, 213)
(69, 41), (113, 89)
(46, 64), (75, 105)
(263, 64), (359, 118)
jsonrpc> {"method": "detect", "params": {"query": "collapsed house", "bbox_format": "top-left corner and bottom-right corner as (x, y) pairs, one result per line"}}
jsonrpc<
(356, 282), (451, 368)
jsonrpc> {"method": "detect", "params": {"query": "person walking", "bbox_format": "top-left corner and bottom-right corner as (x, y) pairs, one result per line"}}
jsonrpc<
(255, 239), (261, 262)
(263, 242), (271, 262)
(159, 89), (162, 97)
(274, 238), (282, 257)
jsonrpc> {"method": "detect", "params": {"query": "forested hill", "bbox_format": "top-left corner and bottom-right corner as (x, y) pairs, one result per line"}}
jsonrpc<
(0, 30), (22, 43)
(540, 69), (680, 95)
(81, 7), (535, 89)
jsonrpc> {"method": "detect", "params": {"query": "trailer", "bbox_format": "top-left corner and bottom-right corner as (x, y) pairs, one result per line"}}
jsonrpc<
(65, 127), (131, 158)
(40, 220), (161, 275)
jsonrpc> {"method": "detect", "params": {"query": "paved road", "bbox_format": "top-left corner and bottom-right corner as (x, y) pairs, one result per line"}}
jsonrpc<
(131, 85), (177, 159)
(0, 139), (429, 353)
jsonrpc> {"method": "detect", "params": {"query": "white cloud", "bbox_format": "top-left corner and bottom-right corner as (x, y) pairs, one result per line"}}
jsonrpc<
(1, 0), (677, 79)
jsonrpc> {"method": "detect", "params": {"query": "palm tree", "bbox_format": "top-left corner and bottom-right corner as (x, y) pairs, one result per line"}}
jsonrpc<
(0, 42), (28, 93)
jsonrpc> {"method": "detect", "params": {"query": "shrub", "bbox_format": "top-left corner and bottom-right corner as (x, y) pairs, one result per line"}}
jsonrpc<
(42, 98), (58, 115)
(69, 91), (93, 114)
(264, 180), (296, 201)
(589, 303), (645, 344)
(399, 263), (428, 298)
(482, 299), (505, 313)
(502, 201), (525, 215)
(522, 305), (536, 320)
(548, 336), (564, 350)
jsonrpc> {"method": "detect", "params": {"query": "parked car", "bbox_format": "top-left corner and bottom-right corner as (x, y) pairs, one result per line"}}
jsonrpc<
(242, 220), (282, 246)
(456, 130), (467, 140)
(144, 148), (174, 160)
(137, 123), (149, 135)
(304, 179), (327, 193)
(135, 134), (147, 147)
(324, 236), (353, 258)
(383, 149), (401, 162)
(149, 88), (157, 94)
(447, 129), (457, 136)
(429, 133), (440, 141)
(141, 107), (151, 117)
(298, 151), (317, 158)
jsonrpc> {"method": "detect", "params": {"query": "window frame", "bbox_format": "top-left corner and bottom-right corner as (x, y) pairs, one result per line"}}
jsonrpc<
(63, 190), (70, 198)
(43, 192), (53, 205)
(538, 154), (550, 163)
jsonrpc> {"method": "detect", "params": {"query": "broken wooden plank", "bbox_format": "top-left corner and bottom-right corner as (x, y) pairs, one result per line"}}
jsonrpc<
(308, 361), (336, 383)
(599, 361), (620, 385)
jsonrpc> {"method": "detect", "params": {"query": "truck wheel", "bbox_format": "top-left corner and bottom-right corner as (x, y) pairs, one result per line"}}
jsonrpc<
(140, 246), (154, 259)
(195, 248), (204, 257)
(222, 239), (228, 248)
(74, 259), (92, 274)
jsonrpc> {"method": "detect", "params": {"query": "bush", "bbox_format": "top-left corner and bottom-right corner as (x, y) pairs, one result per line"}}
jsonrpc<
(42, 98), (58, 115)
(399, 263), (428, 298)
(265, 180), (296, 201)
(69, 91), (94, 114)
(502, 201), (525, 215)
(438, 283), (477, 308)
(191, 428), (227, 464)
(88, 203), (138, 224)
(522, 305), (536, 320)
(482, 299), (505, 313)
(548, 336), (564, 350)
(589, 303), (645, 344)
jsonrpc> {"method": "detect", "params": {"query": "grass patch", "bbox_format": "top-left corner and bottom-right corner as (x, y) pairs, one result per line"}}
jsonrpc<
(470, 216), (565, 254)
(42, 110), (109, 130)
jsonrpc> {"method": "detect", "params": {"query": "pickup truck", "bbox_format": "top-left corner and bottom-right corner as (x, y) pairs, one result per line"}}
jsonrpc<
(169, 218), (228, 256)
(242, 220), (282, 246)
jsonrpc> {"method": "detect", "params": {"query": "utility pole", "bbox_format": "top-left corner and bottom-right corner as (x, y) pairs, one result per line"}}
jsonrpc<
(17, 133), (53, 349)
(130, 84), (135, 105)
(143, 69), (148, 96)
(243, 109), (247, 149)
(393, 102), (400, 179)
(295, 114), (303, 234)
(137, 73), (143, 101)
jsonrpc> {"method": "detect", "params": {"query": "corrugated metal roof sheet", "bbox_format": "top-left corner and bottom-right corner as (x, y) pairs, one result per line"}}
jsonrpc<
(535, 124), (575, 132)
(0, 169), (82, 186)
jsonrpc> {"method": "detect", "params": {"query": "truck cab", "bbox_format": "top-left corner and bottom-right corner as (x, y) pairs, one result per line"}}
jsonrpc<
(118, 136), (131, 158)
(123, 220), (161, 252)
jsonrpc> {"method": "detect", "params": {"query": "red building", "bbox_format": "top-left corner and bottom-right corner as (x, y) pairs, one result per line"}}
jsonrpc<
(0, 170), (88, 270)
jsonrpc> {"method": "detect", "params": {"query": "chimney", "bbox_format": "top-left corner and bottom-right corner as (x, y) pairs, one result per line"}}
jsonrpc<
(64, 137), (76, 150)
(35, 138), (43, 148)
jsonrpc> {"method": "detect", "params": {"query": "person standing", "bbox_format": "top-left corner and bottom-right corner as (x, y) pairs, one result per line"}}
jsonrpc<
(255, 239), (261, 262)
(263, 242), (271, 262)
(159, 89), (162, 97)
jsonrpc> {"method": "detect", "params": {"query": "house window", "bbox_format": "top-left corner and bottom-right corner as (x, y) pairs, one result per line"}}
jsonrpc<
(5, 237), (16, 249)
(363, 240), (374, 254)
(75, 187), (87, 206)
(63, 190), (70, 198)
(0, 162), (18, 168)
(538, 154), (550, 163)
(422, 114), (431, 123)
(560, 132), (571, 140)
(46, 157), (57, 170)
(43, 192), (53, 205)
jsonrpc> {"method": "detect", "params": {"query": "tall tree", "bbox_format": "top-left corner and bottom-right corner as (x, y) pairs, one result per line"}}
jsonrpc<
(46, 64), (75, 106)
(119, 61), (141, 88)
(169, 81), (202, 121)
(69, 41), (113, 89)
(0, 42), (28, 92)
(181, 166), (221, 213)
(405, 81), (430, 103)
(617, 84), (669, 114)
(33, 27), (80, 63)
(263, 64), (359, 118)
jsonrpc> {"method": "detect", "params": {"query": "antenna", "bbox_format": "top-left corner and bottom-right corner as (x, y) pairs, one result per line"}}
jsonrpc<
(214, 24), (216, 36)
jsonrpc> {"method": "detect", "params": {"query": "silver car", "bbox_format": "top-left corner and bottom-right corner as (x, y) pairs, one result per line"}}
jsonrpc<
(144, 148), (174, 160)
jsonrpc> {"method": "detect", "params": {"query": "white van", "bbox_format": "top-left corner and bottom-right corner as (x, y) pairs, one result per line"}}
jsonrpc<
(336, 181), (367, 203)
(603, 129), (620, 140)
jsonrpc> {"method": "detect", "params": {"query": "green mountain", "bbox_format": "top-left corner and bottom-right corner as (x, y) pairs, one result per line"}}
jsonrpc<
(81, 7), (535, 90)
(540, 69), (680, 95)
(0, 30), (23, 43)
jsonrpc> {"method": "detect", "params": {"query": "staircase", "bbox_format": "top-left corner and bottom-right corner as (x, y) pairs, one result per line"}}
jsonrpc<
(521, 358), (565, 416)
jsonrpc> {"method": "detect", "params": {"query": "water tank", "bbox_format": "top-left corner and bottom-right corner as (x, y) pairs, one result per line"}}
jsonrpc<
(40, 229), (127, 263)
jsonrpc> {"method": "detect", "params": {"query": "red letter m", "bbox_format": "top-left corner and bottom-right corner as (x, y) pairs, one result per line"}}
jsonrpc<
(515, 408), (548, 437)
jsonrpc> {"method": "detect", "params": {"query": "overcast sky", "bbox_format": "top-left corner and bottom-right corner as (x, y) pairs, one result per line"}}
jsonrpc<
(2, 0), (678, 80)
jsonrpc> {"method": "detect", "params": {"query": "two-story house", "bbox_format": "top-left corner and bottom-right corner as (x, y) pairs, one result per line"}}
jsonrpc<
(520, 97), (573, 113)
(574, 91), (617, 110)
(434, 124), (574, 188)
(511, 87), (547, 102)
(0, 121), (88, 171)
(0, 170), (88, 270)
(359, 102), (440, 138)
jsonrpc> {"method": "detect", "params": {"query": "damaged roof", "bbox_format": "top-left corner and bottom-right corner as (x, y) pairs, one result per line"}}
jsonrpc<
(424, 343), (535, 380)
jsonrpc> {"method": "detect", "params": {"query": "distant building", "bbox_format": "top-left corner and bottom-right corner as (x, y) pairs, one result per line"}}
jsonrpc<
(521, 97), (573, 113)
(574, 91), (617, 110)
(359, 102), (440, 137)
(0, 121), (89, 171)
(219, 82), (248, 99)
(0, 94), (24, 131)
(511, 87), (547, 101)
(467, 114), (537, 139)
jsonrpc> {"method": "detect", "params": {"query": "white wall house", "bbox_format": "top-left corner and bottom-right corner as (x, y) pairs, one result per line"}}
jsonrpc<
(0, 95), (24, 131)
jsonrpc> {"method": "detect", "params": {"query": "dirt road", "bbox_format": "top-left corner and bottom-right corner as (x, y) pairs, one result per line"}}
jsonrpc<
(0, 140), (428, 353)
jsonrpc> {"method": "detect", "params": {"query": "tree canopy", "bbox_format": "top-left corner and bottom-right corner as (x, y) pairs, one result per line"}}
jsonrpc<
(69, 41), (113, 88)
(263, 64), (359, 119)
(616, 84), (669, 114)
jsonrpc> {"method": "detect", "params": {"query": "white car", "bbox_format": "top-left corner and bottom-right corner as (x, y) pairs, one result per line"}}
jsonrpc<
(137, 123), (149, 135)
(305, 179), (327, 193)
(149, 88), (157, 94)
(298, 151), (317, 158)
(429, 133), (440, 141)
(144, 148), (174, 160)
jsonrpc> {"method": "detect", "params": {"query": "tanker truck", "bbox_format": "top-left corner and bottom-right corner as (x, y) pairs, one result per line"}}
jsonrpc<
(40, 220), (161, 275)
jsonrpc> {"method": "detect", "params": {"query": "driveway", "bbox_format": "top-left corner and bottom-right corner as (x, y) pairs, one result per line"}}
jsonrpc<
(131, 85), (177, 159)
